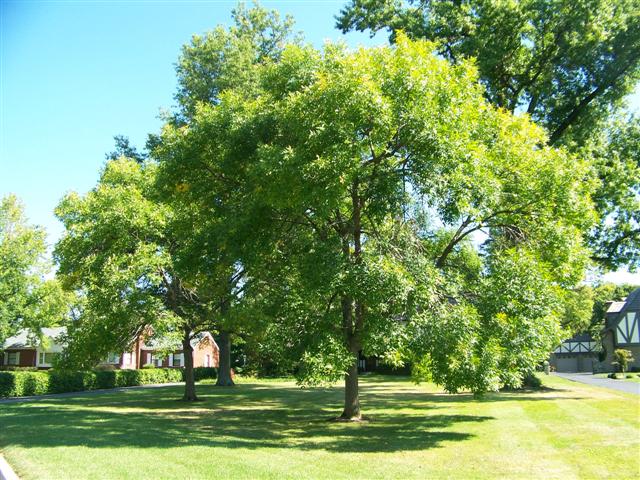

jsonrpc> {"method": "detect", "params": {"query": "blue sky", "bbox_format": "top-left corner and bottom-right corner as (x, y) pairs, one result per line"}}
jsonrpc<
(1, 0), (639, 284)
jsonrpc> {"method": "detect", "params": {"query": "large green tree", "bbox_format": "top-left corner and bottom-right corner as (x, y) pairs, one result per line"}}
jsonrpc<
(151, 2), (301, 386)
(337, 0), (640, 269)
(588, 116), (640, 269)
(152, 163), (251, 388)
(337, 0), (640, 144)
(0, 195), (69, 348)
(174, 2), (299, 120)
(55, 158), (226, 400)
(157, 34), (594, 419)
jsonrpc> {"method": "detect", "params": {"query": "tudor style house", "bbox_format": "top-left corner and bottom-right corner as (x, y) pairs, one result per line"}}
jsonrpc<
(550, 288), (640, 373)
(0, 327), (220, 370)
(601, 287), (640, 372)
(549, 332), (599, 373)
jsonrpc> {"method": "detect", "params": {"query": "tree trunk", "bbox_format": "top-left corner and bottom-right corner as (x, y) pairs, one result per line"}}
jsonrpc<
(215, 330), (234, 386)
(182, 332), (198, 401)
(337, 179), (365, 420)
(340, 353), (361, 420)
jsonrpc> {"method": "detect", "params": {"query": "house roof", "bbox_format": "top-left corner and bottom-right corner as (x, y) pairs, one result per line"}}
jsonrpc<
(563, 332), (593, 343)
(142, 331), (217, 350)
(2, 327), (67, 349)
(606, 301), (627, 314)
(191, 332), (217, 349)
(604, 288), (640, 330)
(620, 288), (640, 314)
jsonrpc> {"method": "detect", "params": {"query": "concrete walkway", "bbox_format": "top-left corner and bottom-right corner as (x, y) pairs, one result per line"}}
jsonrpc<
(0, 455), (19, 480)
(0, 382), (184, 404)
(553, 372), (640, 395)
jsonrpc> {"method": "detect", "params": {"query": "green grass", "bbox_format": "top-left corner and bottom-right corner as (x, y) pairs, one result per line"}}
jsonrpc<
(1, 375), (639, 479)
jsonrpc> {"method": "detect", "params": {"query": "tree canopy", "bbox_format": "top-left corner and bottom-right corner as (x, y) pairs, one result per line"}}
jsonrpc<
(337, 0), (640, 270)
(337, 0), (640, 145)
(54, 158), (230, 400)
(588, 115), (640, 269)
(175, 2), (299, 119)
(0, 195), (69, 348)
(154, 31), (595, 418)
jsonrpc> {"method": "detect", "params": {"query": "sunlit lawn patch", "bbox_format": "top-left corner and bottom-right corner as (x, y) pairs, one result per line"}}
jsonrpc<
(1, 375), (638, 479)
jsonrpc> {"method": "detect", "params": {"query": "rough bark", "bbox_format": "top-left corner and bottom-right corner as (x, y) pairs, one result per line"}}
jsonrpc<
(338, 179), (364, 420)
(340, 353), (361, 420)
(182, 331), (198, 401)
(215, 330), (234, 386)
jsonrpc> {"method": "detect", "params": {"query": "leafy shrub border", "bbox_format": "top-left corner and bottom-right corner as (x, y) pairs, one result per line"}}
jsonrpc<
(0, 367), (217, 398)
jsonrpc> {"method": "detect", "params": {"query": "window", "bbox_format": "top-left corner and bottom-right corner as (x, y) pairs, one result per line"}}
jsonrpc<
(123, 352), (132, 365)
(172, 353), (183, 367)
(7, 352), (19, 365)
(101, 353), (120, 364)
(154, 356), (163, 367)
(38, 352), (57, 365)
(205, 354), (211, 368)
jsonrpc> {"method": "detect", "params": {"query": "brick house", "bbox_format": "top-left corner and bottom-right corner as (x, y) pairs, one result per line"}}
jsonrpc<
(0, 327), (219, 370)
(139, 332), (219, 369)
(0, 327), (66, 369)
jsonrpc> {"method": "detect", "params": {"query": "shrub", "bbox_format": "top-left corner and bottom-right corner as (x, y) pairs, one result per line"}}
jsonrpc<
(20, 372), (51, 396)
(134, 368), (183, 385)
(95, 370), (117, 389)
(0, 372), (23, 395)
(522, 373), (542, 389)
(612, 349), (634, 373)
(48, 370), (97, 394)
(115, 369), (139, 387)
(0, 366), (38, 372)
(193, 367), (217, 381)
(0, 367), (218, 397)
(0, 371), (50, 397)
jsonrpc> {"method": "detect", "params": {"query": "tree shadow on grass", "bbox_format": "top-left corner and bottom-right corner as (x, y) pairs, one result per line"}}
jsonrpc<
(0, 378), (579, 454)
(0, 382), (496, 454)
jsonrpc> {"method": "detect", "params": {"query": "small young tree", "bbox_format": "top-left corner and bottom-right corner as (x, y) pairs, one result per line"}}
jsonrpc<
(612, 349), (635, 373)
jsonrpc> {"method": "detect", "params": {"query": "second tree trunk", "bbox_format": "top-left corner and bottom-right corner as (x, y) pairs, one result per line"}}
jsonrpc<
(216, 330), (234, 386)
(182, 334), (198, 401)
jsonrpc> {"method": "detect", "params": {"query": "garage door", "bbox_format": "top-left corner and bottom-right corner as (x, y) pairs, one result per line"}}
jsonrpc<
(555, 357), (578, 372)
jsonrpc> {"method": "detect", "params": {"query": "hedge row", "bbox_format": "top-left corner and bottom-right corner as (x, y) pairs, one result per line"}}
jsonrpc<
(0, 367), (217, 398)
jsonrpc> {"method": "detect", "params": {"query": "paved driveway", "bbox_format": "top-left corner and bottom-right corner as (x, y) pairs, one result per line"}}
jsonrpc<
(553, 372), (640, 395)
